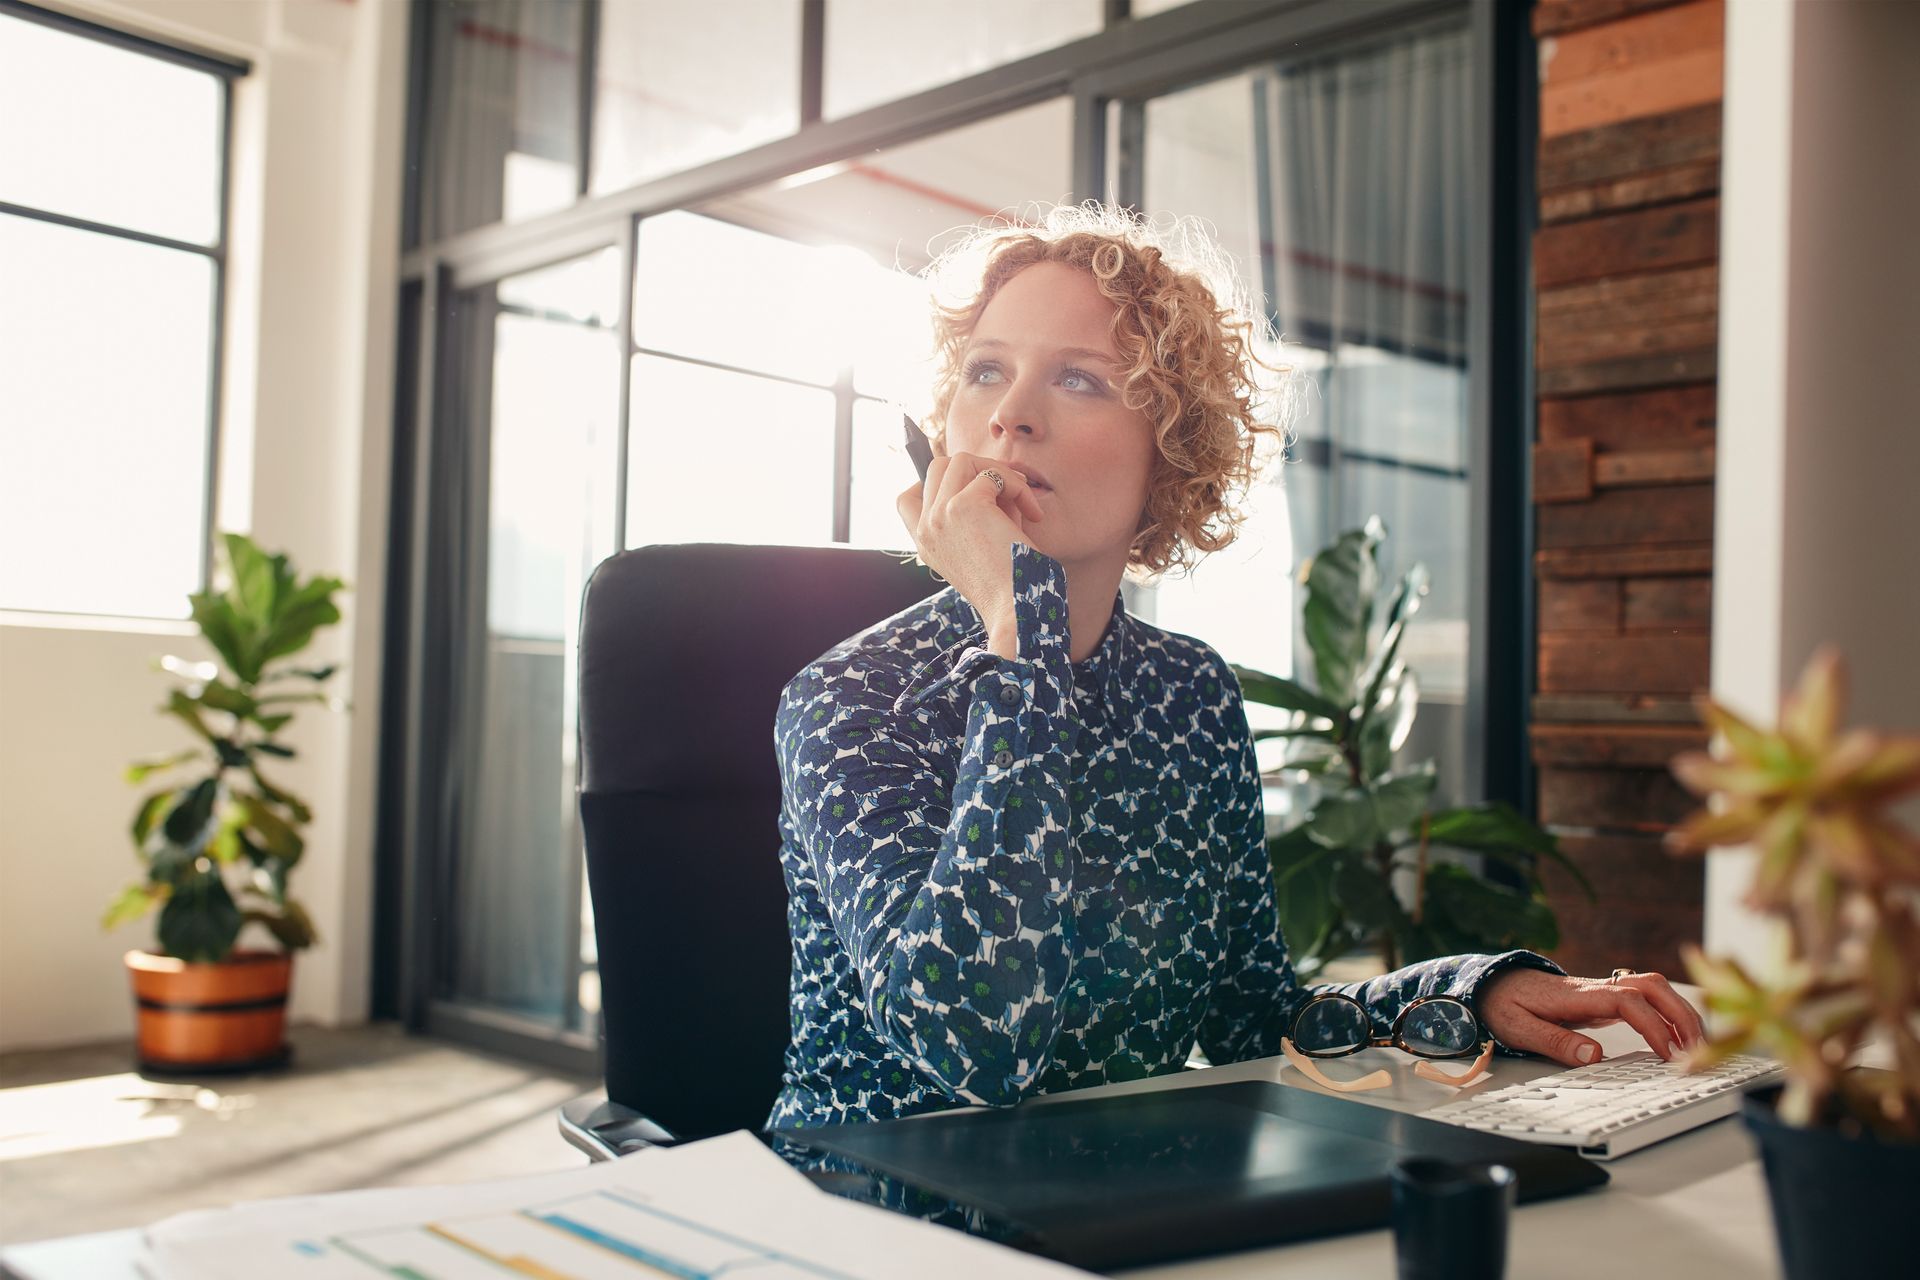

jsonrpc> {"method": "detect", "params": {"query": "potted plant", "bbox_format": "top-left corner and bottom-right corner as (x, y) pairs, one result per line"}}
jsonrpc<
(1665, 647), (1919, 1277)
(102, 532), (345, 1072)
(1231, 519), (1590, 977)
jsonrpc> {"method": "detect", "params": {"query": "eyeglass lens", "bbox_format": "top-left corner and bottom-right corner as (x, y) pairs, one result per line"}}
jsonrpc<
(1398, 999), (1479, 1058)
(1291, 997), (1372, 1055)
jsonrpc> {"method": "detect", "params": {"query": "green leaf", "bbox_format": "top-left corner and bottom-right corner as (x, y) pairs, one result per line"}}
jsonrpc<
(1230, 664), (1344, 724)
(157, 869), (243, 962)
(196, 679), (258, 718)
(125, 750), (201, 784)
(242, 897), (317, 951)
(1333, 853), (1404, 933)
(165, 690), (221, 745)
(251, 712), (293, 734)
(131, 788), (175, 845)
(213, 738), (251, 769)
(1301, 522), (1383, 707)
(1253, 726), (1337, 742)
(254, 742), (296, 759)
(261, 664), (339, 684)
(1422, 863), (1559, 953)
(224, 532), (284, 629)
(1372, 766), (1438, 834)
(248, 768), (312, 825)
(189, 592), (256, 683)
(162, 778), (219, 848)
(1351, 563), (1429, 730)
(1306, 790), (1377, 850)
(255, 692), (329, 708)
(1359, 667), (1421, 778)
(1273, 846), (1339, 970)
(1426, 802), (1594, 898)
(102, 883), (164, 932)
(238, 793), (304, 864)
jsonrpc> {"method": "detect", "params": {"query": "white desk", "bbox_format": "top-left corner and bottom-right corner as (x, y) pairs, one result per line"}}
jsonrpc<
(1, 1019), (1781, 1280)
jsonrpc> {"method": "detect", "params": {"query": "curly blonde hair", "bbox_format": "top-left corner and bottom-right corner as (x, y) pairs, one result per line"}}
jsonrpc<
(922, 202), (1297, 578)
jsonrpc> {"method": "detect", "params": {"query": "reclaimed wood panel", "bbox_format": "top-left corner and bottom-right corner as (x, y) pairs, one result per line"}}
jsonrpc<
(1541, 160), (1721, 225)
(1541, 1), (1723, 87)
(1539, 263), (1717, 321)
(1594, 445), (1715, 487)
(1536, 544), (1713, 579)
(1538, 634), (1711, 694)
(1542, 49), (1722, 138)
(1538, 317), (1719, 370)
(1538, 765), (1697, 829)
(1624, 576), (1712, 630)
(1539, 579), (1621, 632)
(1534, 198), (1719, 290)
(1535, 0), (1699, 41)
(1529, 724), (1707, 768)
(1536, 484), (1714, 549)
(1542, 833), (1705, 902)
(1546, 897), (1702, 980)
(1539, 101), (1721, 192)
(1534, 439), (1596, 503)
(1536, 346), (1717, 396)
(1538, 384), (1715, 449)
(1533, 694), (1702, 724)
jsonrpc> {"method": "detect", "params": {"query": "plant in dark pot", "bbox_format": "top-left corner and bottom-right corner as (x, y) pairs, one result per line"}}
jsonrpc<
(102, 533), (345, 1072)
(1666, 647), (1919, 1278)
(1231, 519), (1590, 978)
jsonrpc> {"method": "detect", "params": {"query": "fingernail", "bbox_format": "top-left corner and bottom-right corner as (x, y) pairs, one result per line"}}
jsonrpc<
(1576, 1044), (1597, 1064)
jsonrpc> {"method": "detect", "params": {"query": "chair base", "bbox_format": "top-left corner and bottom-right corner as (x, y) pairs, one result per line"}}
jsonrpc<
(558, 1091), (681, 1161)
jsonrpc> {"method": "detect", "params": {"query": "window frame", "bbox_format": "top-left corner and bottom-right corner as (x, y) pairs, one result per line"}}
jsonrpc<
(382, 0), (1537, 1073)
(0, 0), (247, 618)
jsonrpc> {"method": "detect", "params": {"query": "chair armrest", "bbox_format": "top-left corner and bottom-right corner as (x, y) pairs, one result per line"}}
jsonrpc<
(558, 1090), (680, 1161)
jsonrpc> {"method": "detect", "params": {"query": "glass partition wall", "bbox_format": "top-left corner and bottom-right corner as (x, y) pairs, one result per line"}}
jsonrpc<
(383, 0), (1535, 1070)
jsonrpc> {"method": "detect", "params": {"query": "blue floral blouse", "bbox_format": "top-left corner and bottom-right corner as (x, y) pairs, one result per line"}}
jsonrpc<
(766, 542), (1560, 1130)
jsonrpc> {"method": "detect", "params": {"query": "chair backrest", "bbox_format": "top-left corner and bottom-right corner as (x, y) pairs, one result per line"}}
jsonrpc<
(576, 542), (940, 1140)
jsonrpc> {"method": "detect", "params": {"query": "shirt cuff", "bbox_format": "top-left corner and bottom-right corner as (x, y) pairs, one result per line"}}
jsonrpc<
(1449, 949), (1568, 1057)
(892, 544), (1074, 714)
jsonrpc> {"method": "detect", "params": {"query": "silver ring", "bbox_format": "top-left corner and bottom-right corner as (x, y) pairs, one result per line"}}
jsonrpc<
(981, 468), (1005, 495)
(1609, 968), (1634, 985)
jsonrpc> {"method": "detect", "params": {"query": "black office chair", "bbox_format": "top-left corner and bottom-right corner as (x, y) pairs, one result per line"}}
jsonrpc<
(560, 542), (940, 1159)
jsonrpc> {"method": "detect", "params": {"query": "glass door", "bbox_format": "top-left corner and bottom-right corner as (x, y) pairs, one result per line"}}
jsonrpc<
(426, 246), (622, 1061)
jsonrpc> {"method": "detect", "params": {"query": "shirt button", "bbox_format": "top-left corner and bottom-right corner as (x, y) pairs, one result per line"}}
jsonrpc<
(996, 682), (1023, 707)
(992, 749), (1016, 768)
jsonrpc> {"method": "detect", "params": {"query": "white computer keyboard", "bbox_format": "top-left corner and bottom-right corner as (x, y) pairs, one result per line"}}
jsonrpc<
(1423, 1050), (1783, 1160)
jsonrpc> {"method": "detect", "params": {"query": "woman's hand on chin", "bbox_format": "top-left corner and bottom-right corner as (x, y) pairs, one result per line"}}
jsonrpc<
(1476, 966), (1708, 1067)
(898, 451), (1045, 659)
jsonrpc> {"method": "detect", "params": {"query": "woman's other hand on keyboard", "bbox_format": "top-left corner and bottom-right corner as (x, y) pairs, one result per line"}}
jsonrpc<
(1477, 968), (1708, 1066)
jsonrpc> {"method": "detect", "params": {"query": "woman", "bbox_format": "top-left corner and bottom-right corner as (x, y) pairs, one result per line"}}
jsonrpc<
(766, 204), (1702, 1131)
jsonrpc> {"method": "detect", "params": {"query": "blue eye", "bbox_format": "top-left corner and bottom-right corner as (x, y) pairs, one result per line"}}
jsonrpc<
(1060, 368), (1101, 392)
(961, 359), (1002, 385)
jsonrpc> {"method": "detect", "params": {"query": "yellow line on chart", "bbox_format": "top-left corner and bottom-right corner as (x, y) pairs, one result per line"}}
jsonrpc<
(424, 1222), (583, 1280)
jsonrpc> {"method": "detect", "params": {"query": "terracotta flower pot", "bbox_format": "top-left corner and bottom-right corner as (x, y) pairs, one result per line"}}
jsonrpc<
(125, 949), (294, 1073)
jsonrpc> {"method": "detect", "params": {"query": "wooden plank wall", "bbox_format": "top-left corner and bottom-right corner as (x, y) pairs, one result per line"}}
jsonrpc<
(1530, 0), (1721, 977)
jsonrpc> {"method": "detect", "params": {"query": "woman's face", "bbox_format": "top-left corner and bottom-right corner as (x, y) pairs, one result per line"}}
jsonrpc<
(944, 260), (1158, 575)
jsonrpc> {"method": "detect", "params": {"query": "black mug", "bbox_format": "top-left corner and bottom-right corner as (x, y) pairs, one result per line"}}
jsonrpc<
(1391, 1158), (1517, 1280)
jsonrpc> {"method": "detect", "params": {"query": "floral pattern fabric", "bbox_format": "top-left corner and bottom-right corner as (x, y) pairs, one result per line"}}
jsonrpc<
(767, 542), (1560, 1130)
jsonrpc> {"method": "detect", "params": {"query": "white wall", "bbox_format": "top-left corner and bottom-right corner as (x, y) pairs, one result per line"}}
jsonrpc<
(1709, 0), (1920, 968)
(0, 0), (409, 1051)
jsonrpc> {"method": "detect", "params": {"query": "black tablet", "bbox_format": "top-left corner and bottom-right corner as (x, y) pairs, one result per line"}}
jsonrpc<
(774, 1080), (1608, 1272)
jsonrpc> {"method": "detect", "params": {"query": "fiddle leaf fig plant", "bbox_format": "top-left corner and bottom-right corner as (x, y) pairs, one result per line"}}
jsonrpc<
(102, 533), (345, 963)
(1233, 519), (1590, 977)
(1667, 648), (1920, 1139)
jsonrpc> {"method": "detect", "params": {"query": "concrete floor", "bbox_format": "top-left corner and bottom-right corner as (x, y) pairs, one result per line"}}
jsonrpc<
(0, 1023), (595, 1246)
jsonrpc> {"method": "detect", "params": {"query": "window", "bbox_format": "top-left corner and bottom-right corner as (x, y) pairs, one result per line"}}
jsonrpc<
(1137, 23), (1479, 805)
(0, 4), (241, 617)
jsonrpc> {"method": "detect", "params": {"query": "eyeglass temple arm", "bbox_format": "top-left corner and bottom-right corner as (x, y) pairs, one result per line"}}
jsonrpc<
(1281, 1039), (1393, 1092)
(1411, 1039), (1495, 1088)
